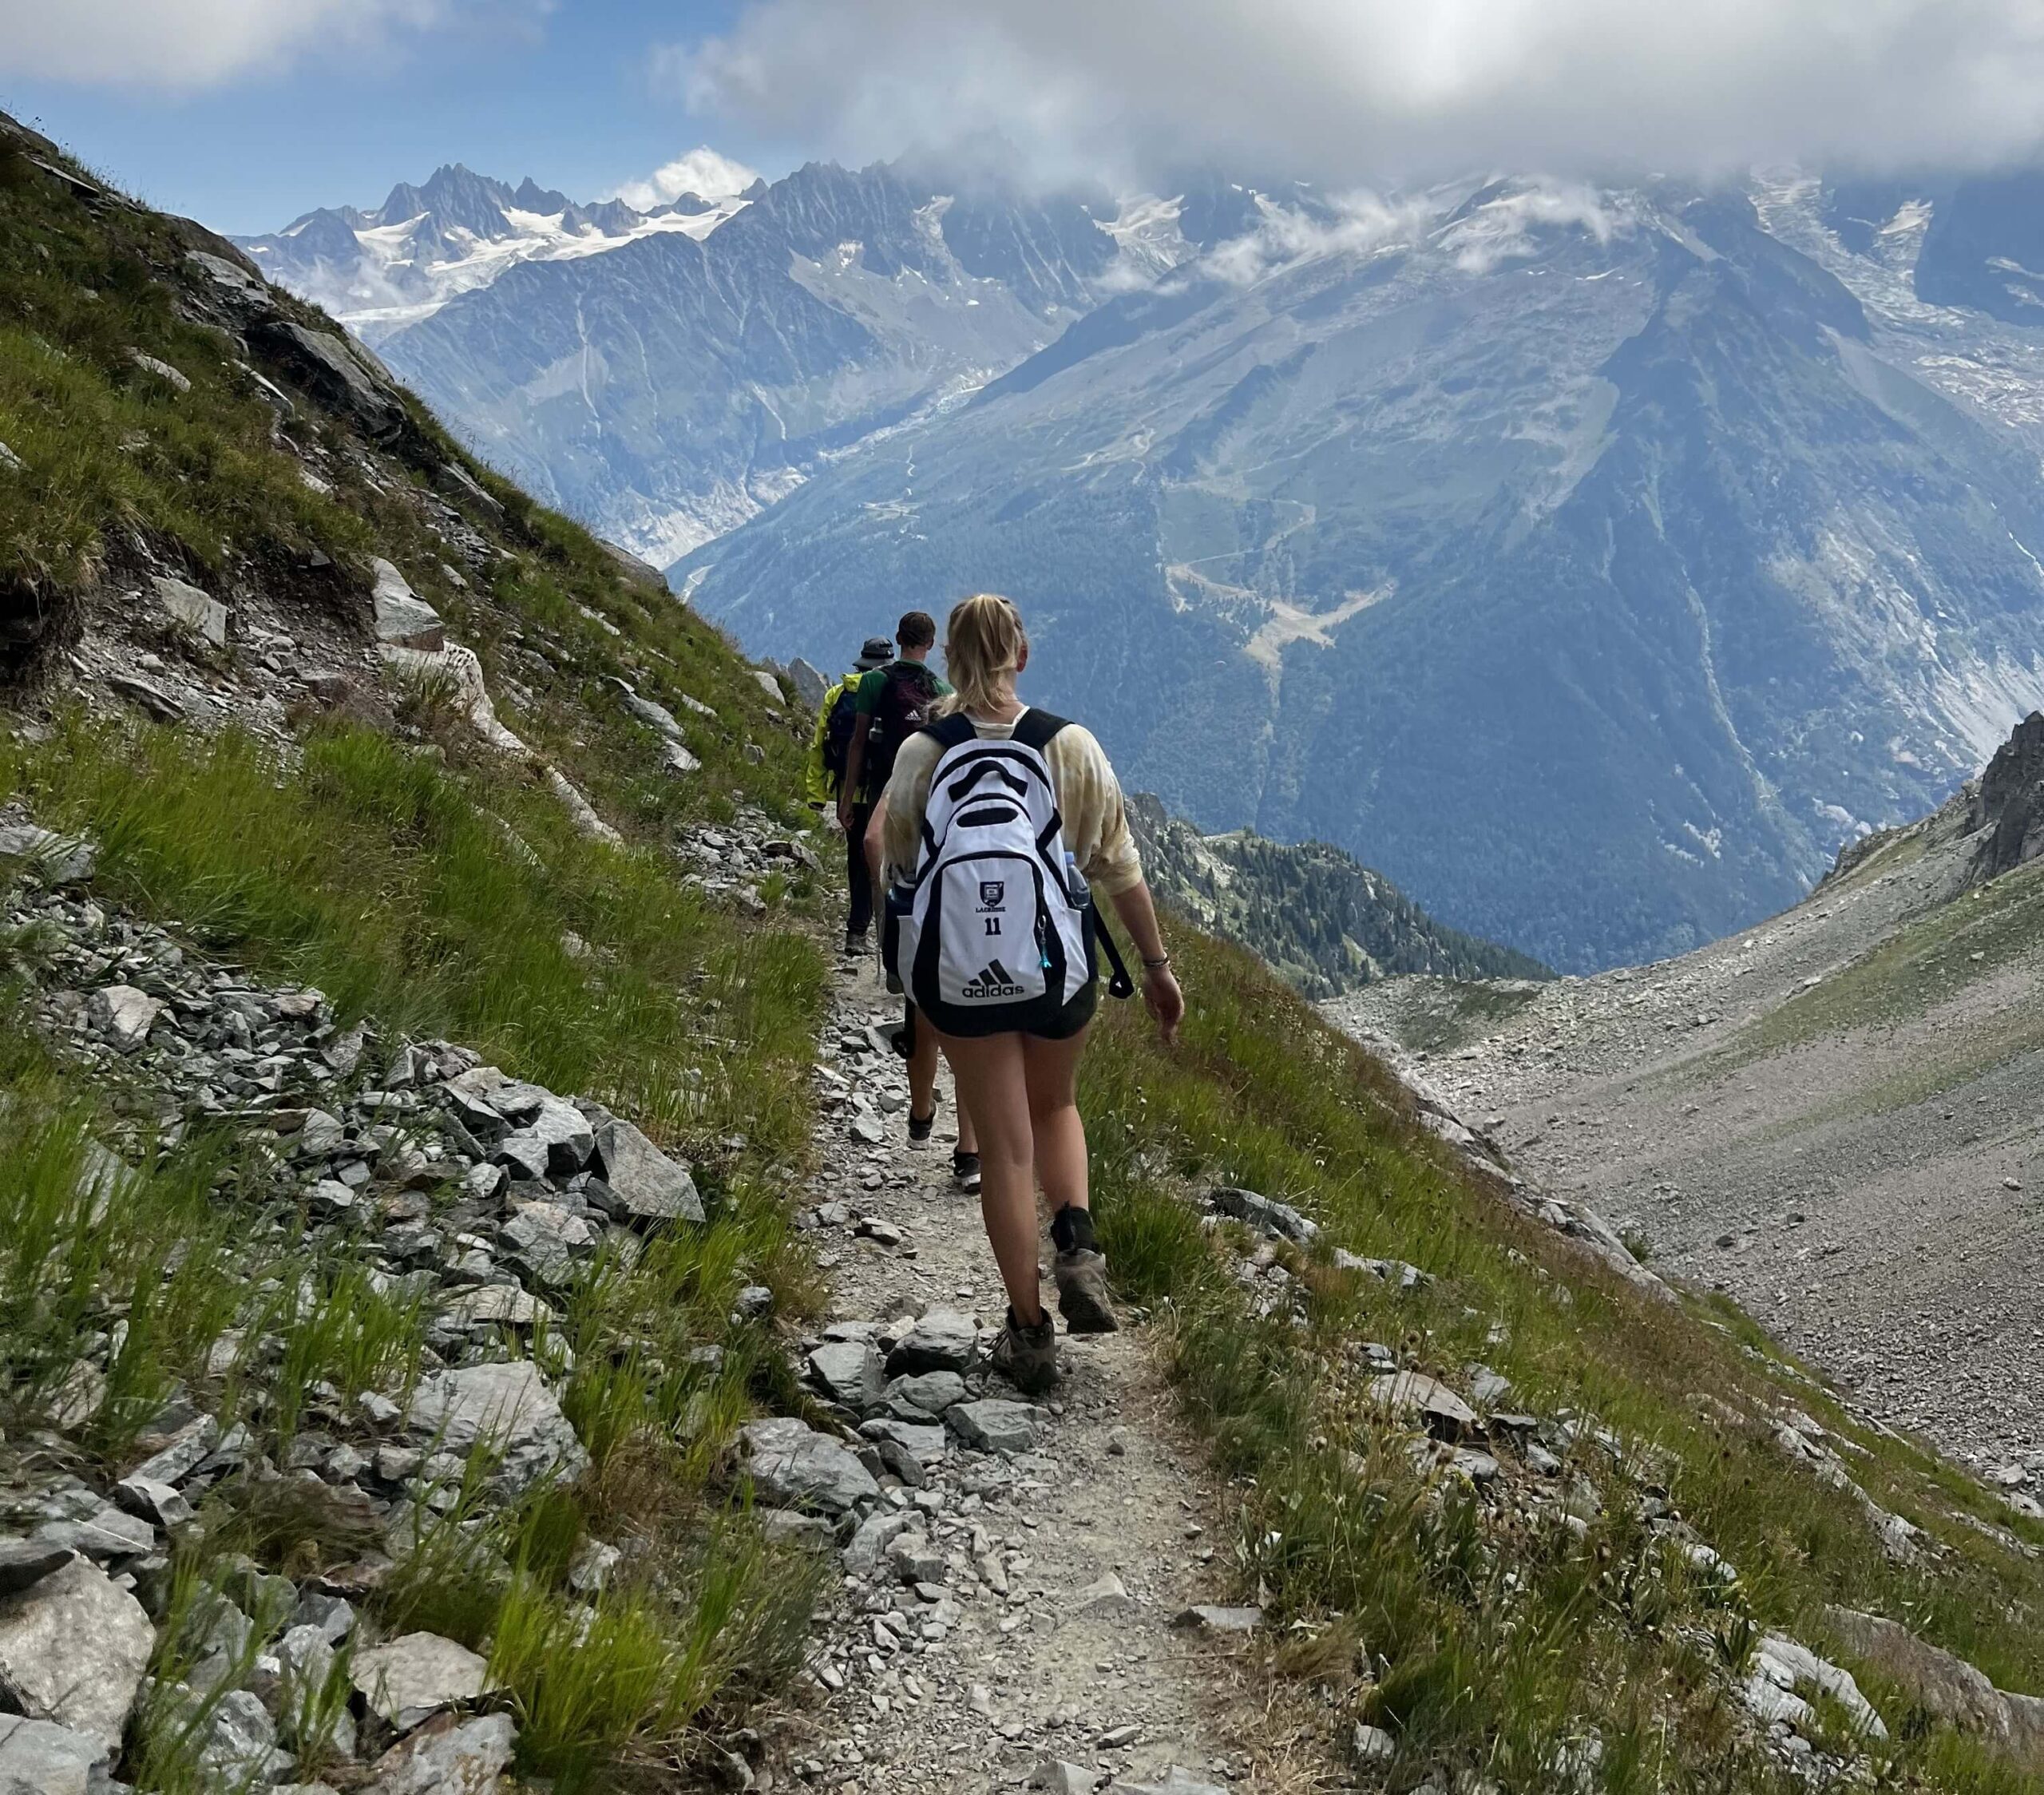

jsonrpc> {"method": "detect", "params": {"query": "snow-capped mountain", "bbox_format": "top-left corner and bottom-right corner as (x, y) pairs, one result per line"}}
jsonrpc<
(248, 153), (2044, 969)
(333, 159), (1190, 565)
(675, 172), (2044, 969)
(236, 160), (759, 346)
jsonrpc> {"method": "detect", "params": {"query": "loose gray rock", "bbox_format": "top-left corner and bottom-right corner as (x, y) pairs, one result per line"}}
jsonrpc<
(187, 1687), (294, 1785)
(497, 1199), (597, 1286)
(1119, 1773), (1228, 1795)
(946, 1400), (1041, 1456)
(842, 1510), (916, 1578)
(494, 1100), (595, 1181)
(351, 1631), (498, 1732)
(739, 1417), (878, 1516)
(365, 1710), (517, 1795)
(0, 1715), (105, 1795)
(445, 1286), (551, 1329)
(881, 1369), (969, 1417)
(0, 1557), (156, 1753)
(113, 1476), (192, 1530)
(153, 575), (228, 648)
(1353, 1723), (1397, 1764)
(808, 1341), (885, 1410)
(370, 560), (444, 652)
(1171, 1605), (1264, 1634)
(859, 1418), (947, 1464)
(1210, 1186), (1320, 1244)
(0, 823), (95, 886)
(1028, 1757), (1095, 1794)
(885, 1310), (978, 1376)
(1367, 1372), (1479, 1440)
(127, 349), (192, 393)
(788, 658), (827, 710)
(588, 1116), (703, 1223)
(34, 1505), (154, 1561)
(125, 1414), (219, 1487)
(89, 984), (160, 1052)
(0, 1539), (74, 1599)
(404, 1361), (589, 1498)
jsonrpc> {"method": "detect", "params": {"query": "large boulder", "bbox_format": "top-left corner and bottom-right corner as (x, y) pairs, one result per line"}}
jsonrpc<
(1826, 1606), (2044, 1765)
(0, 1557), (156, 1753)
(251, 319), (407, 442)
(739, 1417), (878, 1516)
(587, 1116), (703, 1225)
(404, 1361), (588, 1498)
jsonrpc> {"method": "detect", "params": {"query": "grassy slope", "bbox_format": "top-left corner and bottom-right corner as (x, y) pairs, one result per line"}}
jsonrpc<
(1084, 933), (2044, 1790)
(2, 116), (2040, 1794)
(1, 119), (831, 1789)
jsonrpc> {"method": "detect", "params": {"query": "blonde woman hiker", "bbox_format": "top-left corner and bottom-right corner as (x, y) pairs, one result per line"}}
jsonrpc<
(866, 593), (1183, 1393)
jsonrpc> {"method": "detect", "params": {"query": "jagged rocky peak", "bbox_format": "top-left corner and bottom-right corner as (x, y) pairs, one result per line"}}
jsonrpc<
(378, 164), (519, 236)
(1971, 709), (2044, 882)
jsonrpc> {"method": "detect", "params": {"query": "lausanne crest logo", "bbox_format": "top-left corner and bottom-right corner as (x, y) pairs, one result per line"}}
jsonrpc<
(977, 879), (1005, 909)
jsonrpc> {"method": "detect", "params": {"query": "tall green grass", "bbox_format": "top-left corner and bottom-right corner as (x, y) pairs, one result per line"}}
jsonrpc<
(1081, 929), (2044, 1792)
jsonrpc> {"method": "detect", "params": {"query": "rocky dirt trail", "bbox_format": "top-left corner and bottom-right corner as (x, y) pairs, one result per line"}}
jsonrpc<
(759, 954), (1297, 1795)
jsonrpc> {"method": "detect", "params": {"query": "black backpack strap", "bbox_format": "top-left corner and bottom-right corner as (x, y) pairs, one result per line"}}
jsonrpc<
(1095, 912), (1135, 1000)
(925, 711), (977, 751)
(1009, 708), (1070, 752)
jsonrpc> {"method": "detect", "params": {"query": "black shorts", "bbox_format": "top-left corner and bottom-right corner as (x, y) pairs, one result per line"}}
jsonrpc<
(916, 977), (1098, 1043)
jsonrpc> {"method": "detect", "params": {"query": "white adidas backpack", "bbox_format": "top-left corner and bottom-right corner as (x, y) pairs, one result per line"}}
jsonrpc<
(885, 709), (1131, 1036)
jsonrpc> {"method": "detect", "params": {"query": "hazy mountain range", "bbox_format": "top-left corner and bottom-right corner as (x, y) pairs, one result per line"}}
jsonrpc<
(241, 157), (2044, 970)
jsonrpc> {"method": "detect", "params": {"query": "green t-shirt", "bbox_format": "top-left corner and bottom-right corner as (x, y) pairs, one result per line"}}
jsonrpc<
(852, 658), (952, 713)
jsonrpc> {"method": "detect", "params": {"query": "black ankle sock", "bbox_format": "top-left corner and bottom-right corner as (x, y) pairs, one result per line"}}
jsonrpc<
(1050, 1203), (1096, 1254)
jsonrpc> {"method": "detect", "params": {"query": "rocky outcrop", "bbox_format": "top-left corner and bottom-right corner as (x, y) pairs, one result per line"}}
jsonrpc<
(1971, 709), (2044, 884)
(1825, 1606), (2044, 1766)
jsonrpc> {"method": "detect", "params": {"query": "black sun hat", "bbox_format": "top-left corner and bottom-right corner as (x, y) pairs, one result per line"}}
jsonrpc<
(854, 636), (893, 670)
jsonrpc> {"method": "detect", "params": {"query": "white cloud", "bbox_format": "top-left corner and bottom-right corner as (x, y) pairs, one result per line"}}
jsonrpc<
(608, 147), (762, 211)
(663, 0), (2044, 184)
(1198, 190), (1435, 284)
(0, 0), (535, 90)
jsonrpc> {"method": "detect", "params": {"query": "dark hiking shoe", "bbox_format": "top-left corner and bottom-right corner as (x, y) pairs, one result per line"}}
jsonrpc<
(951, 1151), (981, 1195)
(988, 1307), (1058, 1394)
(841, 931), (867, 958)
(1054, 1249), (1119, 1334)
(908, 1104), (936, 1147)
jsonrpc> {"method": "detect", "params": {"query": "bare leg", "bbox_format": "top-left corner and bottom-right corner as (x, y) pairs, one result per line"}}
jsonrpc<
(934, 1028), (1042, 1323)
(907, 1008), (939, 1123)
(1022, 1027), (1090, 1214)
(908, 1010), (980, 1153)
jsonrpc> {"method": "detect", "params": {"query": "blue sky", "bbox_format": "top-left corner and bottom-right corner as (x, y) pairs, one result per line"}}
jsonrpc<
(0, 1), (804, 236)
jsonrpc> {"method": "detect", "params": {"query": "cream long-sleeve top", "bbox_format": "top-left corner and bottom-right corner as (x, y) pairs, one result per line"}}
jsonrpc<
(877, 708), (1145, 898)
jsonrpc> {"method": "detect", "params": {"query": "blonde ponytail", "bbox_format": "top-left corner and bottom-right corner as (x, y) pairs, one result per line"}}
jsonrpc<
(938, 593), (1028, 716)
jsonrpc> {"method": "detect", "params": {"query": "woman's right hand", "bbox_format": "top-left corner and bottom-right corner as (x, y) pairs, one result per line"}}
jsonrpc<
(1143, 964), (1183, 1046)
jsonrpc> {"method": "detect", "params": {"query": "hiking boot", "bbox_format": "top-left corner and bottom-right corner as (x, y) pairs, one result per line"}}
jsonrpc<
(951, 1150), (981, 1195)
(1054, 1249), (1119, 1334)
(988, 1306), (1058, 1394)
(842, 931), (868, 958)
(908, 1102), (936, 1147)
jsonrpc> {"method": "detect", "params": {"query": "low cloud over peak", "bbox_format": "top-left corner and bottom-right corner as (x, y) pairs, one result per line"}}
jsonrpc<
(664, 0), (2044, 186)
